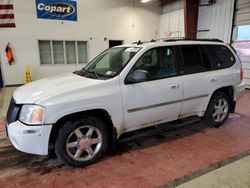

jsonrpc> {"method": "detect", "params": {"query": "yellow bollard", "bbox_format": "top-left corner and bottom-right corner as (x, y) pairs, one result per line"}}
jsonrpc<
(24, 65), (32, 84)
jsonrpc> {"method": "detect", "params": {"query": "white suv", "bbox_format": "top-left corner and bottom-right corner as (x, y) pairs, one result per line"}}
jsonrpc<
(6, 39), (245, 167)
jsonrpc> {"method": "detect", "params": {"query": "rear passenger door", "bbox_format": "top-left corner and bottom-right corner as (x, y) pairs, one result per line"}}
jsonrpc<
(179, 45), (218, 117)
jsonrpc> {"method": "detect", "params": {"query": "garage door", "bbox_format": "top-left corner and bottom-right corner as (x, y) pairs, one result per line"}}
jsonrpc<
(233, 0), (250, 88)
(235, 0), (250, 26)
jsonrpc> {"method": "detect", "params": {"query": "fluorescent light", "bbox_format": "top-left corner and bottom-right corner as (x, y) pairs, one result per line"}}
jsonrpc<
(141, 0), (151, 3)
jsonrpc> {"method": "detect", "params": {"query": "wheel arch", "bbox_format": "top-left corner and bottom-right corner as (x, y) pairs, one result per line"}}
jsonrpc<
(207, 86), (235, 113)
(49, 109), (117, 152)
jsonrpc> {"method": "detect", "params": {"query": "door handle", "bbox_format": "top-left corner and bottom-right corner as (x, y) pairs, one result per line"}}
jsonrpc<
(210, 78), (218, 82)
(170, 84), (180, 89)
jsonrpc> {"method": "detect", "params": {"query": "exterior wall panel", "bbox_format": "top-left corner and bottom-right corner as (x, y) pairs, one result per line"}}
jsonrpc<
(0, 0), (159, 85)
(159, 0), (184, 38)
(197, 0), (234, 43)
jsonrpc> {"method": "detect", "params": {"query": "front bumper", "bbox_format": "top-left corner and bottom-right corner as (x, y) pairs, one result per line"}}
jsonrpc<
(7, 121), (52, 155)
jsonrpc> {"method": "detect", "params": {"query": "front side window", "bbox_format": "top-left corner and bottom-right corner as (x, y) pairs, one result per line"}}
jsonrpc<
(180, 45), (202, 74)
(80, 47), (140, 79)
(132, 46), (177, 80)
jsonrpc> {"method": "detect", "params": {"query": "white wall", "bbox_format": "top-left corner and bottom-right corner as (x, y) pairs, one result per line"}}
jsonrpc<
(197, 0), (234, 43)
(0, 0), (159, 85)
(159, 9), (184, 38)
(159, 0), (184, 38)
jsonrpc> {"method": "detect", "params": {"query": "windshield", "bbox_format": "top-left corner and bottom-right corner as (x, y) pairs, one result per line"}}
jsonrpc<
(75, 47), (141, 79)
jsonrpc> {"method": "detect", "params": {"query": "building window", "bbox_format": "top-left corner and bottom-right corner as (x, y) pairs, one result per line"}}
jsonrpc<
(53, 41), (64, 64)
(38, 40), (88, 65)
(38, 40), (52, 65)
(233, 25), (250, 57)
(77, 41), (88, 64)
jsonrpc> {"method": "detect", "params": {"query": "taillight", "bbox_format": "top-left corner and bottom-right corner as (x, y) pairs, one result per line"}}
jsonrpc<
(240, 64), (243, 81)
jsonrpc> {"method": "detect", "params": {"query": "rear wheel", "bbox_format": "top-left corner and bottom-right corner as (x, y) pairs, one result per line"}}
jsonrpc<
(204, 92), (230, 127)
(55, 117), (109, 167)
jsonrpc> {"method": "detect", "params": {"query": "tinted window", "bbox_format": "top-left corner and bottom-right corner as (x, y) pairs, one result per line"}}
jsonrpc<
(132, 47), (177, 80)
(203, 45), (235, 69)
(200, 46), (212, 70)
(181, 45), (202, 74)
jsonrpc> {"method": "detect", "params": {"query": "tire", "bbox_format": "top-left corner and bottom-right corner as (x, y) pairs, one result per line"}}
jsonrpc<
(55, 116), (109, 167)
(203, 92), (230, 127)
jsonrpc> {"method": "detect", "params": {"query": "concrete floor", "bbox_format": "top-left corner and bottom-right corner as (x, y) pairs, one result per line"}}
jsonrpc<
(177, 155), (250, 188)
(0, 87), (250, 188)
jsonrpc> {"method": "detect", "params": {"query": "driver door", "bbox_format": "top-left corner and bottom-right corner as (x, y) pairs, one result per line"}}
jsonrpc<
(120, 46), (183, 132)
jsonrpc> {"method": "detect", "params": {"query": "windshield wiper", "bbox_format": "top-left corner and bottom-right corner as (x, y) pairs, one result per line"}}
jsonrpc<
(73, 68), (86, 76)
(74, 68), (110, 79)
(86, 70), (100, 79)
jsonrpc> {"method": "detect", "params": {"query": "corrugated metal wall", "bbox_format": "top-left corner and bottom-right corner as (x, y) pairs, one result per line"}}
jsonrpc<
(159, 0), (184, 38)
(197, 0), (234, 43)
(235, 0), (250, 25)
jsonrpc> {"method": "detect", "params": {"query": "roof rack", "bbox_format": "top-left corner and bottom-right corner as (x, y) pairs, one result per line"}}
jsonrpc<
(132, 38), (224, 45)
(132, 40), (155, 45)
(132, 40), (144, 45)
(155, 37), (224, 43)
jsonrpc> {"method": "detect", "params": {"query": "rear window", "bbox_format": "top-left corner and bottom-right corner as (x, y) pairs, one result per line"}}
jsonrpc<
(203, 45), (235, 69)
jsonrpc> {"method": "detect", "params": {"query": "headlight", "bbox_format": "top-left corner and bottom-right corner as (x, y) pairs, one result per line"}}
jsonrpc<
(19, 105), (45, 125)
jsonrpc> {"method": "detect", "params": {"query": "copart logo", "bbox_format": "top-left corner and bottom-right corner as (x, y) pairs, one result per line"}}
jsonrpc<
(37, 2), (75, 17)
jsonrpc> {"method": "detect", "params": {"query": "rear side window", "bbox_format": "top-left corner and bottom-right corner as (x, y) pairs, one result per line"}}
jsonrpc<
(203, 45), (235, 69)
(180, 45), (203, 74)
(199, 46), (212, 71)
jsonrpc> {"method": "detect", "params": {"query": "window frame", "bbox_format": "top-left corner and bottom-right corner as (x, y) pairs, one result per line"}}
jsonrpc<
(202, 44), (236, 70)
(37, 40), (53, 65)
(38, 40), (88, 65)
(178, 44), (204, 75)
(125, 46), (181, 84)
(177, 44), (236, 76)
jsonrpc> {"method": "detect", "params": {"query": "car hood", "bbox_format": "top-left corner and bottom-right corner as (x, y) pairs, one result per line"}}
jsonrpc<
(13, 73), (102, 104)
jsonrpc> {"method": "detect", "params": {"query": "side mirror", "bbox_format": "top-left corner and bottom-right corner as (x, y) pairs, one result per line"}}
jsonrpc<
(126, 70), (149, 84)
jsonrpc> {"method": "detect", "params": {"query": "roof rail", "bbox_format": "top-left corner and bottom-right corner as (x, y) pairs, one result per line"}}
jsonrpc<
(154, 37), (185, 42)
(132, 40), (144, 45)
(192, 38), (224, 42)
(152, 37), (224, 43)
(132, 40), (156, 45)
(132, 38), (224, 45)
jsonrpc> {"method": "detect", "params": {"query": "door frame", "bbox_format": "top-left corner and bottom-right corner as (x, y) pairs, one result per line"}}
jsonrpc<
(109, 40), (124, 48)
(0, 52), (4, 88)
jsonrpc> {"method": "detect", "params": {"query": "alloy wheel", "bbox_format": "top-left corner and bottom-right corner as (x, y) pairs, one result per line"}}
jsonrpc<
(66, 125), (102, 161)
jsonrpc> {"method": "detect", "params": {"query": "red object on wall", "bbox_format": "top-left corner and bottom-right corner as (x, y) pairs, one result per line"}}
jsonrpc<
(5, 42), (14, 65)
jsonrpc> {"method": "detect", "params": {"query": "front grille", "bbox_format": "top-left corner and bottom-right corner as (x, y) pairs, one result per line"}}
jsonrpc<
(6, 97), (21, 124)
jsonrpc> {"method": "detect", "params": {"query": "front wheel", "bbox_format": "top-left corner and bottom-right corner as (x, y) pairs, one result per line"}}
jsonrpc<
(204, 92), (230, 127)
(55, 117), (109, 167)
